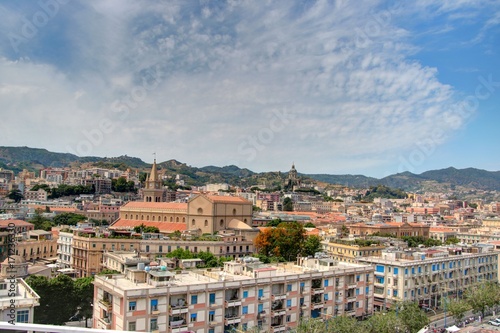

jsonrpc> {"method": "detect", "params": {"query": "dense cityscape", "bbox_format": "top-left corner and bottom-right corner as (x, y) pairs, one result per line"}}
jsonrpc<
(1, 153), (500, 333)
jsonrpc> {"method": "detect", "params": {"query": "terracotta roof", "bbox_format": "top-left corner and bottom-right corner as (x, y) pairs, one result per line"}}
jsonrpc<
(0, 219), (34, 227)
(203, 195), (251, 204)
(121, 202), (188, 211)
(430, 227), (455, 232)
(109, 219), (186, 232)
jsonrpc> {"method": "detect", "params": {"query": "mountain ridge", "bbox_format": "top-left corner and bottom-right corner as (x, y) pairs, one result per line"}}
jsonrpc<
(1, 146), (499, 191)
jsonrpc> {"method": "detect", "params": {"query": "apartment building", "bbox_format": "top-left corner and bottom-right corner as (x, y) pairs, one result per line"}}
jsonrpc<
(323, 240), (385, 264)
(349, 222), (430, 238)
(0, 278), (40, 324)
(358, 246), (499, 310)
(13, 230), (58, 262)
(139, 230), (255, 259)
(72, 231), (141, 277)
(56, 230), (73, 269)
(93, 256), (374, 333)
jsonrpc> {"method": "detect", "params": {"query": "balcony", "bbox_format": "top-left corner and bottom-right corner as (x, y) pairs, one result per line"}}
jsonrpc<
(169, 318), (187, 333)
(225, 315), (241, 325)
(272, 294), (286, 301)
(98, 317), (111, 329)
(98, 298), (112, 311)
(271, 309), (286, 317)
(346, 283), (357, 289)
(311, 288), (324, 295)
(312, 303), (324, 309)
(225, 299), (242, 308)
(271, 324), (287, 332)
(169, 305), (188, 315)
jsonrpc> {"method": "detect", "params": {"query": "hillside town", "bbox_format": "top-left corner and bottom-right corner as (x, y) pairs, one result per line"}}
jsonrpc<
(1, 161), (500, 333)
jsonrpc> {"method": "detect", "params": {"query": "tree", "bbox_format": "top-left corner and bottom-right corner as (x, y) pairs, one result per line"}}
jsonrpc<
(266, 218), (283, 227)
(133, 223), (160, 233)
(165, 248), (194, 259)
(303, 222), (316, 228)
(397, 301), (430, 333)
(283, 197), (293, 211)
(366, 311), (405, 333)
(340, 224), (349, 238)
(29, 209), (54, 231)
(444, 236), (460, 245)
(112, 176), (136, 192)
(26, 274), (78, 325)
(7, 189), (23, 202)
(446, 299), (471, 324)
(465, 281), (500, 318)
(302, 235), (322, 257)
(326, 315), (369, 333)
(294, 318), (325, 333)
(53, 212), (87, 226)
(254, 222), (307, 261)
(74, 277), (94, 326)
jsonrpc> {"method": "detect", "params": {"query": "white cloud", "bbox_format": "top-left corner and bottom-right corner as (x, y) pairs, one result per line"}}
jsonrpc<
(0, 0), (497, 176)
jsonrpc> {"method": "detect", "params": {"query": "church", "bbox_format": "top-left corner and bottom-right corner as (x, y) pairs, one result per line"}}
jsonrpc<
(111, 159), (255, 236)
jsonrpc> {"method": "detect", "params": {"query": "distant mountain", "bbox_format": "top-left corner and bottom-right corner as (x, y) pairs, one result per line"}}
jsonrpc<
(1, 146), (499, 191)
(307, 167), (500, 192)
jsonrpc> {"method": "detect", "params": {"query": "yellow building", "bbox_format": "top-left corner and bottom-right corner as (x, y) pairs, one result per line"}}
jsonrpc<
(323, 240), (385, 264)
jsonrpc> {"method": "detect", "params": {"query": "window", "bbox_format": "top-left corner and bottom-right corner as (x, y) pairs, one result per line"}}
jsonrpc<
(286, 315), (291, 322)
(356, 275), (360, 282)
(323, 294), (328, 301)
(209, 293), (216, 304)
(190, 313), (197, 322)
(324, 279), (329, 287)
(150, 318), (158, 331)
(128, 301), (136, 311)
(16, 310), (29, 323)
(356, 288), (360, 296)
(287, 299), (292, 307)
(128, 322), (136, 331)
(150, 299), (158, 311)
(209, 310), (215, 321)
(243, 291), (248, 298)
(394, 268), (398, 275)
(209, 329), (215, 333)
(287, 284), (292, 292)
(258, 289), (264, 298)
(191, 295), (198, 305)
(242, 306), (248, 314)
(258, 304), (264, 313)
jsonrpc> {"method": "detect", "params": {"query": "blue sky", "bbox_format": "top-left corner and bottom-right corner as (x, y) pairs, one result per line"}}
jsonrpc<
(0, 0), (498, 178)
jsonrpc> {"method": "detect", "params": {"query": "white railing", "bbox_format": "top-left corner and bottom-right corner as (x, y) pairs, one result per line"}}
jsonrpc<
(0, 322), (139, 333)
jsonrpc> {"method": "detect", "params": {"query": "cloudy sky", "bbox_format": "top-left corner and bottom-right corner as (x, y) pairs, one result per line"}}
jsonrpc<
(0, 0), (499, 178)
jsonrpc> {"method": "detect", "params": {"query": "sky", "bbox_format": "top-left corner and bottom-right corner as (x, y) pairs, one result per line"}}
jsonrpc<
(0, 0), (499, 178)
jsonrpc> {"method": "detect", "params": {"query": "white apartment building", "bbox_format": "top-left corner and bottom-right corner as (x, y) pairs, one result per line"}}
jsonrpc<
(0, 278), (40, 323)
(93, 256), (374, 333)
(56, 230), (73, 269)
(358, 246), (499, 310)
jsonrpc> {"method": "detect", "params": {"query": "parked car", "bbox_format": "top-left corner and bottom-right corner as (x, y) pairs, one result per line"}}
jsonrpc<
(487, 320), (500, 326)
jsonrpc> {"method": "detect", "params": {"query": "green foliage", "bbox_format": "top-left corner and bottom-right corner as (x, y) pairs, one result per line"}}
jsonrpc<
(446, 299), (471, 323)
(362, 185), (407, 202)
(444, 236), (460, 245)
(401, 236), (442, 248)
(133, 223), (160, 233)
(293, 318), (325, 333)
(25, 274), (93, 325)
(254, 222), (307, 261)
(29, 210), (54, 231)
(98, 269), (121, 275)
(302, 235), (322, 257)
(327, 315), (370, 333)
(53, 212), (87, 226)
(464, 281), (500, 317)
(366, 311), (405, 333)
(303, 222), (316, 228)
(165, 248), (195, 259)
(396, 301), (430, 333)
(7, 189), (23, 202)
(33, 184), (94, 199)
(266, 218), (283, 227)
(283, 197), (294, 211)
(111, 176), (136, 192)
